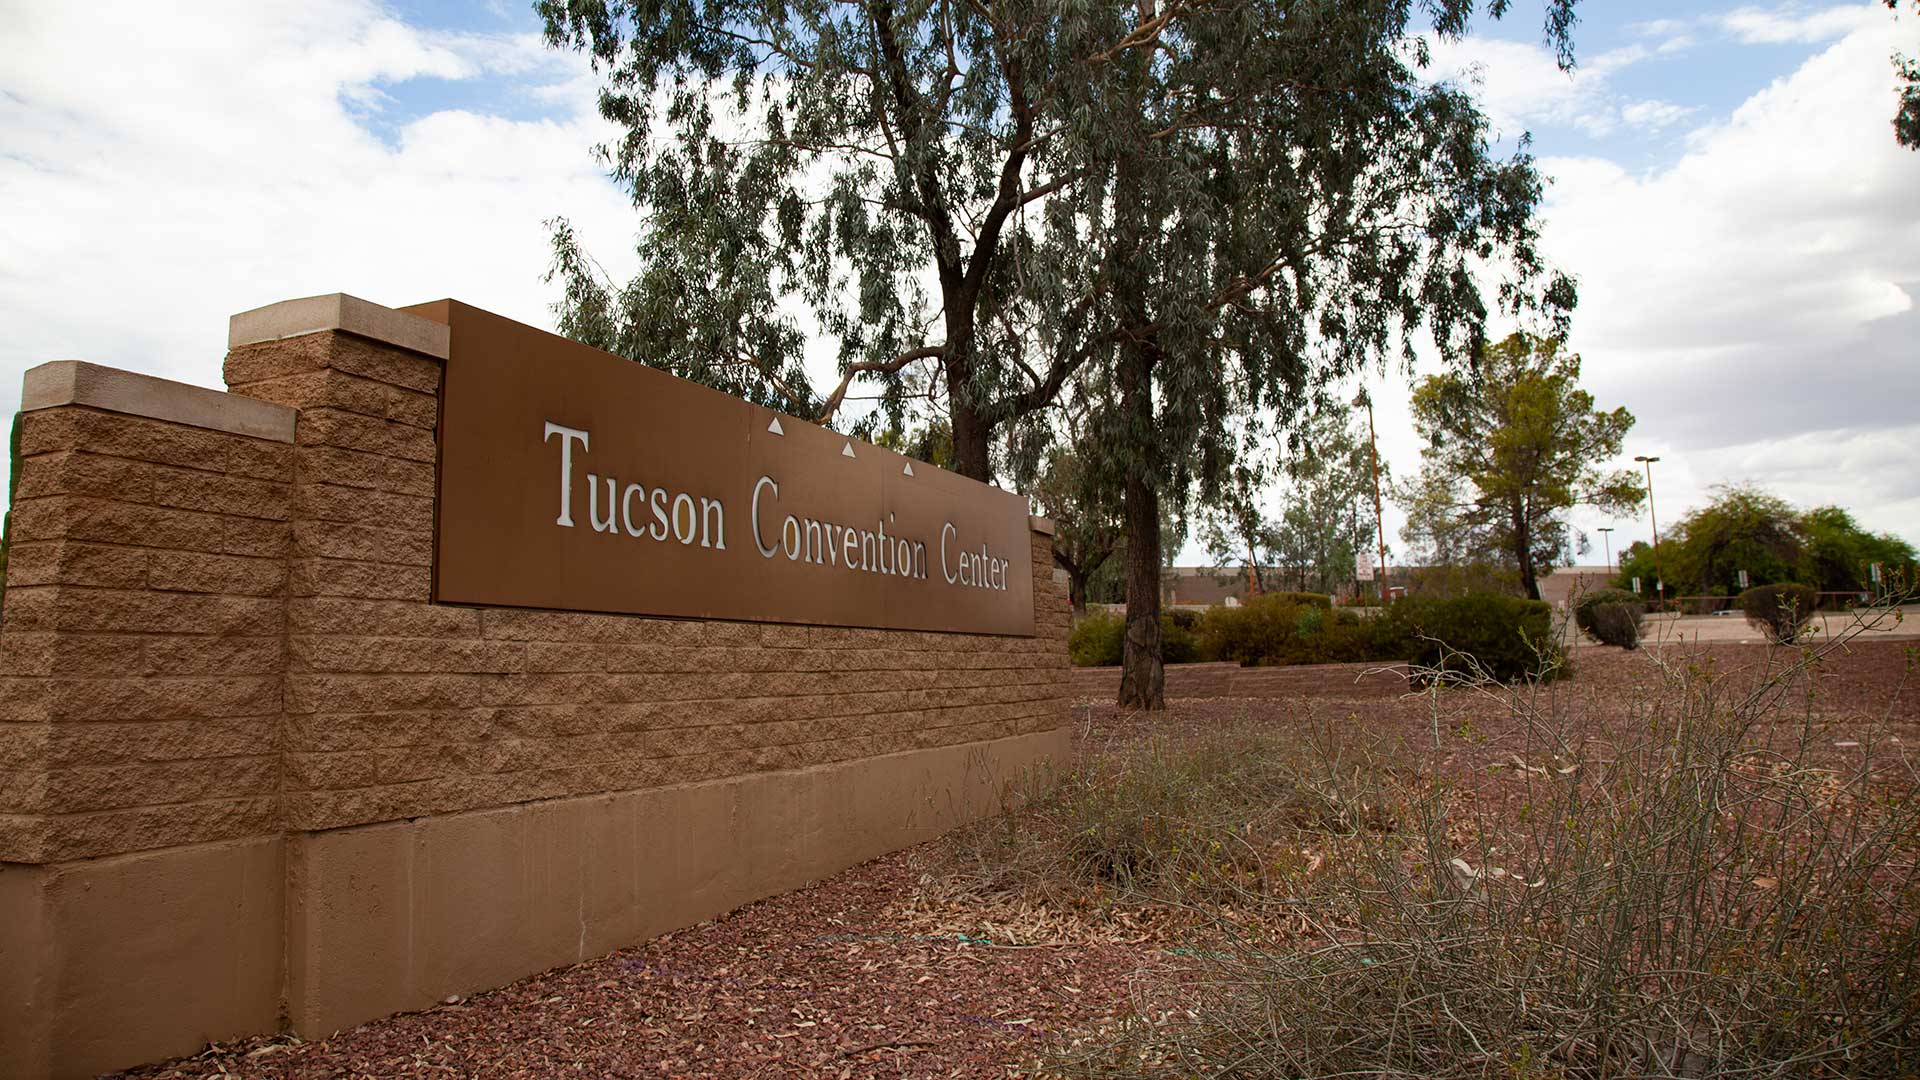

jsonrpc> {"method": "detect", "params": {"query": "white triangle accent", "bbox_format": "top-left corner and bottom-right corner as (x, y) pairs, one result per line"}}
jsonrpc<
(840, 441), (856, 459)
(902, 462), (915, 477)
(767, 417), (785, 435)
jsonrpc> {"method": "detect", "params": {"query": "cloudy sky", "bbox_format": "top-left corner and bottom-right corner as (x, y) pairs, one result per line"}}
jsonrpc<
(2, 1), (1916, 565)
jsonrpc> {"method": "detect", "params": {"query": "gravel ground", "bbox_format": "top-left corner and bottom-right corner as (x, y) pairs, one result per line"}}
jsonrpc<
(114, 638), (1917, 1080)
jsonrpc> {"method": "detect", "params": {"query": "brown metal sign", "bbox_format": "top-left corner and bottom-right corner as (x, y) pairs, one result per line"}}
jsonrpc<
(409, 301), (1035, 636)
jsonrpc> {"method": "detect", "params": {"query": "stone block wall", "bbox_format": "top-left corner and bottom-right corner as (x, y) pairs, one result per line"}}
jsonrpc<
(0, 376), (295, 864)
(0, 296), (1070, 1080)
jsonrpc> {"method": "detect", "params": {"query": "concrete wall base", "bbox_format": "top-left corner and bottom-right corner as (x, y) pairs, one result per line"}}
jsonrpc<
(0, 726), (1068, 1079)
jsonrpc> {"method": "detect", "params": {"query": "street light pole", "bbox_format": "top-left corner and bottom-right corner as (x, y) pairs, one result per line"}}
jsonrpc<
(1354, 389), (1389, 604)
(1597, 526), (1615, 575)
(1634, 455), (1663, 606)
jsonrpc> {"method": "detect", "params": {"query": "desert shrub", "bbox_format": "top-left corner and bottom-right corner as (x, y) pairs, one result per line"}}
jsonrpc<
(941, 721), (1405, 911)
(1589, 601), (1641, 649)
(1161, 609), (1202, 665)
(1378, 594), (1562, 683)
(1198, 594), (1394, 667)
(1573, 586), (1641, 637)
(1068, 610), (1125, 667)
(1069, 609), (1207, 667)
(1403, 562), (1523, 598)
(1740, 581), (1820, 643)
(1038, 610), (1920, 1078)
(1263, 591), (1334, 610)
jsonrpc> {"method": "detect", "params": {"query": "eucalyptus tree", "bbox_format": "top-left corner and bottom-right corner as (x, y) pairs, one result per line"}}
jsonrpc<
(539, 0), (1101, 479)
(1023, 0), (1582, 707)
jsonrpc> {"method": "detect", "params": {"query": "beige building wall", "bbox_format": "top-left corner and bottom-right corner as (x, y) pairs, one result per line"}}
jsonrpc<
(0, 297), (1071, 1080)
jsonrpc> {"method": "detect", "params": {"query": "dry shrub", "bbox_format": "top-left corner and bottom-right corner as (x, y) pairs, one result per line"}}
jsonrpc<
(1590, 600), (1642, 649)
(940, 719), (1407, 917)
(1032, 610), (1920, 1079)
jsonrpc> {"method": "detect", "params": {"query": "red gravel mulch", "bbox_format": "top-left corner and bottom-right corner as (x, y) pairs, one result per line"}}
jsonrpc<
(113, 638), (1918, 1080)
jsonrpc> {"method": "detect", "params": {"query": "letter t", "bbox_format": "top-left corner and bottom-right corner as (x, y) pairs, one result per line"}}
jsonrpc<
(544, 422), (590, 527)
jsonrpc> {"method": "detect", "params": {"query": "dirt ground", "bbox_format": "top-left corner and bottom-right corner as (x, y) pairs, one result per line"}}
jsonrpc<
(114, 637), (1918, 1080)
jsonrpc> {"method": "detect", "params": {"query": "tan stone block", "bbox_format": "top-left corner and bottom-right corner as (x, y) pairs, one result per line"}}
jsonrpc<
(12, 451), (153, 503)
(45, 717), (275, 768)
(149, 467), (290, 521)
(17, 588), (283, 637)
(0, 811), (48, 862)
(296, 407), (438, 462)
(18, 408), (235, 473)
(0, 761), (48, 813)
(146, 550), (286, 596)
(219, 515), (292, 558)
(320, 332), (445, 393)
(5, 540), (149, 589)
(0, 633), (147, 677)
(478, 608), (676, 645)
(297, 444), (434, 497)
(227, 438), (296, 481)
(291, 636), (523, 675)
(44, 754), (278, 814)
(144, 636), (282, 676)
(284, 745), (457, 792)
(233, 369), (436, 429)
(39, 795), (278, 861)
(291, 521), (432, 566)
(290, 597), (480, 638)
(46, 675), (279, 723)
(292, 482), (434, 531)
(289, 558), (430, 601)
(285, 673), (493, 715)
(285, 709), (495, 753)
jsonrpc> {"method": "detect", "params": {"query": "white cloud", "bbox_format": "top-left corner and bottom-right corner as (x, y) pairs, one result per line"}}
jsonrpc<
(0, 0), (636, 416)
(1720, 3), (1887, 44)
(1520, 11), (1920, 546)
(1424, 36), (1693, 138)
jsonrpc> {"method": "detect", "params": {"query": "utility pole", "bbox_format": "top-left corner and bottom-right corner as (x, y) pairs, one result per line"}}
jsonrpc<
(1353, 389), (1389, 604)
(1634, 455), (1663, 606)
(1597, 526), (1615, 575)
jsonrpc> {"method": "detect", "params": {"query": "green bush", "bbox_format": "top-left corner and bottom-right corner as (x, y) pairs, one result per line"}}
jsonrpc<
(1197, 594), (1386, 667)
(1161, 609), (1202, 665)
(1380, 594), (1563, 683)
(1590, 602), (1641, 650)
(1069, 608), (1208, 667)
(1573, 586), (1641, 638)
(1069, 610), (1125, 667)
(1738, 582), (1819, 643)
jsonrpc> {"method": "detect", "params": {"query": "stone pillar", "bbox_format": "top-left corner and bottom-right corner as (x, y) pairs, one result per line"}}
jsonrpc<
(0, 362), (295, 1080)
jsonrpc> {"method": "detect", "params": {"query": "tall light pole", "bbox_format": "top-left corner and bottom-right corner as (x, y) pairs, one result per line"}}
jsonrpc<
(1353, 388), (1389, 604)
(1597, 526), (1615, 575)
(1634, 455), (1663, 605)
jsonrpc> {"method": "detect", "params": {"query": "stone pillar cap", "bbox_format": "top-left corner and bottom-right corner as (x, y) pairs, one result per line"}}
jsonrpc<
(22, 360), (296, 443)
(229, 293), (450, 360)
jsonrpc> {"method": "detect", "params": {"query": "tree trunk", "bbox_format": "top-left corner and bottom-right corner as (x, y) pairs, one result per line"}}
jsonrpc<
(948, 395), (991, 482)
(1515, 513), (1540, 600)
(1054, 552), (1089, 616)
(1117, 341), (1164, 710)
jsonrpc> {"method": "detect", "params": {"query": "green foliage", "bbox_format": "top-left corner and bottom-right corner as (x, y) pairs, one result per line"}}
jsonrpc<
(1800, 504), (1917, 593)
(1160, 610), (1202, 666)
(1739, 583), (1820, 644)
(1069, 611), (1126, 668)
(1070, 609), (1205, 667)
(1195, 594), (1381, 668)
(1403, 562), (1523, 599)
(1573, 586), (1642, 637)
(1627, 485), (1917, 597)
(1399, 332), (1641, 600)
(1381, 594), (1564, 683)
(1590, 602), (1642, 650)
